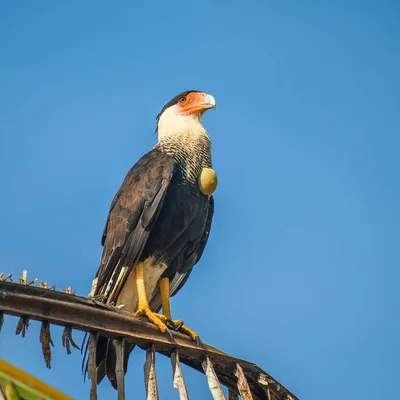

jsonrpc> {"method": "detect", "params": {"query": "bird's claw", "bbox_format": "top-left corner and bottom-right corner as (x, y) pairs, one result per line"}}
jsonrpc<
(154, 314), (176, 329)
(165, 327), (174, 342)
(178, 324), (200, 344)
(153, 314), (177, 340)
(139, 310), (199, 343)
(172, 319), (184, 330)
(136, 307), (168, 334)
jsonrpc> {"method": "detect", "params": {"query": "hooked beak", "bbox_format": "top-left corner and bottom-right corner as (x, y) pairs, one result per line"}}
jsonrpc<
(202, 94), (216, 110)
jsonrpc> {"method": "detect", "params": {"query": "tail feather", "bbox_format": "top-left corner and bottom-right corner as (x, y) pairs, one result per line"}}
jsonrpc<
(82, 335), (135, 390)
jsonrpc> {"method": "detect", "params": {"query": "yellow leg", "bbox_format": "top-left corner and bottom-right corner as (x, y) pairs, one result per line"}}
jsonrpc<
(158, 277), (199, 341)
(135, 263), (167, 333)
(160, 277), (172, 320)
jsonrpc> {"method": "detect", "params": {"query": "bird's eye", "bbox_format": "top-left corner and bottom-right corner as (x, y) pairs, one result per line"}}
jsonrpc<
(179, 96), (186, 103)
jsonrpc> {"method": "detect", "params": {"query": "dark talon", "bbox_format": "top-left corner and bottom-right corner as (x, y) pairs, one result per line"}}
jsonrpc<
(165, 327), (175, 342)
(195, 336), (201, 347)
(173, 320), (184, 330)
(165, 318), (176, 330)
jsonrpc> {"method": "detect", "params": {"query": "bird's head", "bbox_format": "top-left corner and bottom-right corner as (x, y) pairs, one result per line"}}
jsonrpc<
(156, 90), (216, 139)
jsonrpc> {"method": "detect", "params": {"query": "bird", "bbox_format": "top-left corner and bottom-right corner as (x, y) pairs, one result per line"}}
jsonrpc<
(85, 90), (217, 388)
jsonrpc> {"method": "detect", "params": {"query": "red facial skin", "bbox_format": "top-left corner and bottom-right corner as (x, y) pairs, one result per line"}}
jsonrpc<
(177, 92), (210, 117)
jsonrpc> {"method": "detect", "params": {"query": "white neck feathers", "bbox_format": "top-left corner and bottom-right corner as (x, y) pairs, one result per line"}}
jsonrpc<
(156, 105), (212, 181)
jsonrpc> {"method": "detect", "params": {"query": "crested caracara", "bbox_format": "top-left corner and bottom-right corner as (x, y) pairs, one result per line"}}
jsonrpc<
(86, 90), (218, 388)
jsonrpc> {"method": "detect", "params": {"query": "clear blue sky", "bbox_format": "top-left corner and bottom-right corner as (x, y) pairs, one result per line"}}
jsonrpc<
(1, 1), (399, 399)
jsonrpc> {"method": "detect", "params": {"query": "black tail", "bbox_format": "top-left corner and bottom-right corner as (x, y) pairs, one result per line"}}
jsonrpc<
(82, 335), (135, 389)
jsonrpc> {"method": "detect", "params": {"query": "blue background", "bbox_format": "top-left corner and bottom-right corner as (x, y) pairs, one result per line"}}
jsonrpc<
(0, 1), (399, 399)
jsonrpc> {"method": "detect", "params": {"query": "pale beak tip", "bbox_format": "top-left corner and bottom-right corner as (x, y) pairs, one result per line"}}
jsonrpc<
(204, 94), (216, 110)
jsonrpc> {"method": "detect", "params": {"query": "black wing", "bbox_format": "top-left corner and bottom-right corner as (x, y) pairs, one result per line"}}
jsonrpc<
(149, 195), (214, 311)
(171, 194), (214, 296)
(94, 148), (176, 302)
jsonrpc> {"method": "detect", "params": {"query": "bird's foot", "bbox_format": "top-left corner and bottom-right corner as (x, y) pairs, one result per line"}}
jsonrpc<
(158, 317), (198, 342)
(169, 321), (200, 344)
(135, 306), (168, 333)
(137, 310), (198, 343)
(171, 319), (184, 330)
(179, 325), (199, 343)
(153, 315), (184, 330)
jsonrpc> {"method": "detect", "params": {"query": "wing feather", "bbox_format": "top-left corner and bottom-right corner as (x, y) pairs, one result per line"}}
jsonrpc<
(94, 149), (176, 303)
(148, 195), (214, 311)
